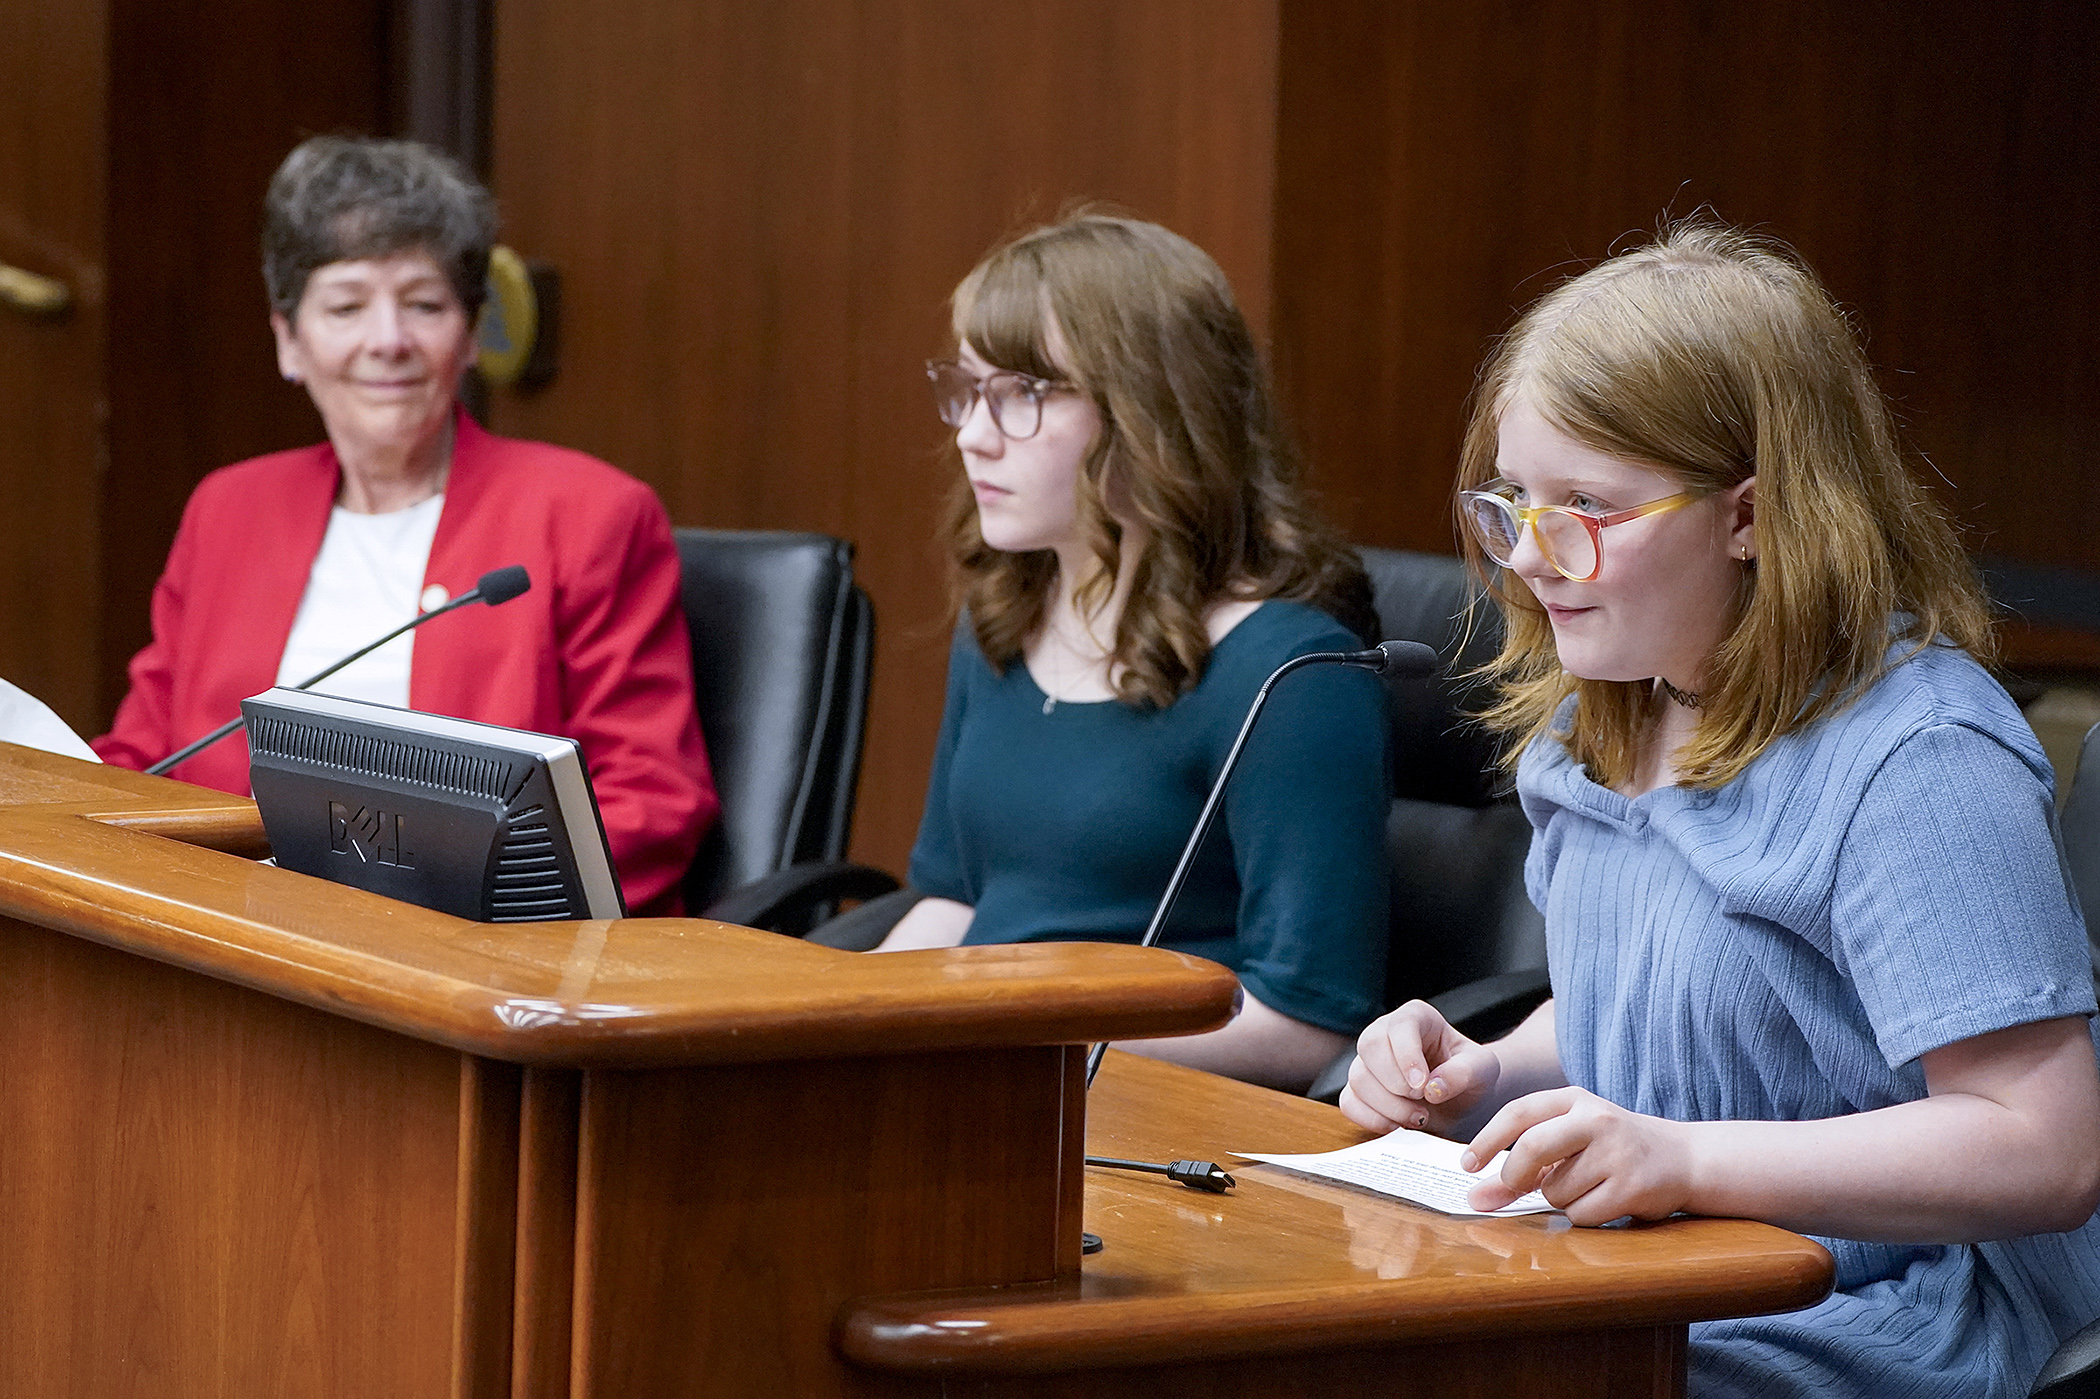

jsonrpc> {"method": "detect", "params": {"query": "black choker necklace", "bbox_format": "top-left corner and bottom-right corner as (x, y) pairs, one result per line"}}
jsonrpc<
(1658, 678), (1704, 709)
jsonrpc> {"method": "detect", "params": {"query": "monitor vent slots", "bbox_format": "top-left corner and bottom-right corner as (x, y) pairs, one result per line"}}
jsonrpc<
(488, 803), (575, 921)
(248, 715), (512, 798)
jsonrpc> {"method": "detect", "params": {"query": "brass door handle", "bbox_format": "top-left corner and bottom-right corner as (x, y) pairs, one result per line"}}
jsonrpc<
(0, 262), (72, 317)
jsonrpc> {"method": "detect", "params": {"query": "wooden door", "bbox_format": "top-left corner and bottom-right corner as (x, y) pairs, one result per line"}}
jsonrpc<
(0, 0), (396, 743)
(0, 0), (108, 733)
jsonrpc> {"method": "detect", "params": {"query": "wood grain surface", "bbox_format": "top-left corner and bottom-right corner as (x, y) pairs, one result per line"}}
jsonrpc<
(0, 740), (272, 853)
(0, 913), (490, 1398)
(1270, 0), (2100, 564)
(0, 0), (392, 736)
(510, 1066), (581, 1399)
(453, 1056), (524, 1399)
(0, 0), (107, 732)
(569, 1045), (1086, 1398)
(840, 1051), (1832, 1380)
(5, 4), (2096, 862)
(841, 1328), (1691, 1399)
(472, 0), (2100, 884)
(485, 0), (1284, 877)
(0, 752), (1225, 1396)
(98, 0), (394, 724)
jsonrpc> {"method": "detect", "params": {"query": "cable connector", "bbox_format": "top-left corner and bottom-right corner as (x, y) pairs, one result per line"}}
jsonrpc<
(1165, 1159), (1236, 1192)
(1085, 1154), (1237, 1193)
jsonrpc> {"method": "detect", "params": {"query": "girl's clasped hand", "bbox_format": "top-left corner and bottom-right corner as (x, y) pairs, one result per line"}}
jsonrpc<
(1344, 1000), (1694, 1226)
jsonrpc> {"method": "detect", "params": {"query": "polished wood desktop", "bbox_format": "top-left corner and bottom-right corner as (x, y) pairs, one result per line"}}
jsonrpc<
(849, 1051), (1832, 1396)
(0, 744), (1831, 1397)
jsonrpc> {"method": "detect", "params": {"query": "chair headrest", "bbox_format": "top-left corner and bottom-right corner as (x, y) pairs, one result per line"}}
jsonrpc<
(674, 529), (863, 904)
(1357, 547), (1506, 808)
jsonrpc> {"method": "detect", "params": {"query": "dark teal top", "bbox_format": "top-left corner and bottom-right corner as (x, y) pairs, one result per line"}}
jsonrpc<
(907, 600), (1390, 1036)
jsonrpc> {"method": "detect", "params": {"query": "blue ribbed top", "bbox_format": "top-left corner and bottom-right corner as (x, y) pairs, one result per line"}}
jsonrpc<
(1521, 642), (2100, 1398)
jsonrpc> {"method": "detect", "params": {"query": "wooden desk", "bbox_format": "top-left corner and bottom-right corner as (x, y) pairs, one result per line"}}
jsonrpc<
(0, 745), (1233, 1398)
(0, 745), (1831, 1397)
(846, 1052), (1832, 1396)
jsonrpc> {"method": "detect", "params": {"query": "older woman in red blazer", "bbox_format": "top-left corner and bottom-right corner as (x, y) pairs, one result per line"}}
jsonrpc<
(94, 136), (715, 913)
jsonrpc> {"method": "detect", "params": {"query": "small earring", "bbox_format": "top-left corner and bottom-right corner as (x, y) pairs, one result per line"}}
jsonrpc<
(284, 372), (302, 385)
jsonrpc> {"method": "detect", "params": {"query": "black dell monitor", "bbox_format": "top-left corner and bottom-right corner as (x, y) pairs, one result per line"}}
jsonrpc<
(243, 687), (625, 922)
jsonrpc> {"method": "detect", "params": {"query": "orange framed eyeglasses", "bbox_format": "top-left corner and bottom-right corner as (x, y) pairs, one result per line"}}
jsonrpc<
(1460, 480), (1699, 582)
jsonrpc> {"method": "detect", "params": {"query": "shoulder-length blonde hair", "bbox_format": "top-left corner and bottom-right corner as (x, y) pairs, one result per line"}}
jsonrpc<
(941, 212), (1372, 708)
(1458, 222), (1993, 788)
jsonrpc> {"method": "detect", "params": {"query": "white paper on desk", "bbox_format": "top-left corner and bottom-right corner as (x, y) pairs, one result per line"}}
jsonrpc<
(1235, 1129), (1556, 1217)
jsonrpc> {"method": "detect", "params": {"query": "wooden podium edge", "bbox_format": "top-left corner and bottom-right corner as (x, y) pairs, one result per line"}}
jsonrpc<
(835, 1239), (1833, 1375)
(0, 800), (1239, 1068)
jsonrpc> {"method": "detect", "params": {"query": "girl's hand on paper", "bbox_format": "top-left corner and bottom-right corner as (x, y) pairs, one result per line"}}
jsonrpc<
(1460, 1087), (1693, 1225)
(1340, 1000), (1503, 1138)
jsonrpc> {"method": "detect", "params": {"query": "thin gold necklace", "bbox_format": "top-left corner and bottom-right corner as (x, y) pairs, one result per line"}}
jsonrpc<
(1037, 607), (1110, 715)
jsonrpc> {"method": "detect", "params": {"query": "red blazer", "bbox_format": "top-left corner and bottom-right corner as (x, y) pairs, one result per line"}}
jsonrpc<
(95, 415), (717, 914)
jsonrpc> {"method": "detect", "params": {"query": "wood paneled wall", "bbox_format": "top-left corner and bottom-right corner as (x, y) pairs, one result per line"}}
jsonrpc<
(100, 0), (394, 718)
(5, 1), (2094, 881)
(486, 0), (1283, 872)
(1271, 1), (2100, 562)
(488, 0), (2100, 875)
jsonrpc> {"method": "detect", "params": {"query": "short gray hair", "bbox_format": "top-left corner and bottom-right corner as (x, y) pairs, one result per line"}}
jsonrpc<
(262, 135), (498, 317)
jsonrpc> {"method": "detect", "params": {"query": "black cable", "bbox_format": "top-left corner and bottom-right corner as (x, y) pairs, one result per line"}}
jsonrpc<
(144, 565), (531, 777)
(1085, 1154), (1236, 1193)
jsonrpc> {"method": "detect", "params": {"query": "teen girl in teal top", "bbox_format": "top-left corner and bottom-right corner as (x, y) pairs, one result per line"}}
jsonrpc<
(877, 213), (1390, 1095)
(909, 600), (1388, 1047)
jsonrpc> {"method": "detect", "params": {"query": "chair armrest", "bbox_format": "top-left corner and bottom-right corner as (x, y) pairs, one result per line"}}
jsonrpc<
(702, 860), (900, 933)
(1305, 1049), (1356, 1106)
(802, 886), (925, 951)
(1303, 967), (1552, 1106)
(2033, 1313), (2100, 1398)
(1428, 966), (1551, 1044)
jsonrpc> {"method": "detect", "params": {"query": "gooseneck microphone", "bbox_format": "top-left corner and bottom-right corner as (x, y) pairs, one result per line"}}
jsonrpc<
(1077, 639), (1439, 1241)
(1083, 638), (1438, 1088)
(144, 565), (534, 778)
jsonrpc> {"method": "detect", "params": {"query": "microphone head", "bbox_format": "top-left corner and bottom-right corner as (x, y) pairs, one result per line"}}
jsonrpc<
(1372, 639), (1439, 678)
(475, 565), (532, 606)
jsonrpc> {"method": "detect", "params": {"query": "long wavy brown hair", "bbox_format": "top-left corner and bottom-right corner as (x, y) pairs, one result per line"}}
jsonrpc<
(941, 212), (1372, 707)
(1457, 221), (1993, 788)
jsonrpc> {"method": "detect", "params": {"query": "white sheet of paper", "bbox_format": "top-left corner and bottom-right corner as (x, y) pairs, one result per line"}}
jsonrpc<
(0, 678), (98, 763)
(1236, 1129), (1556, 1217)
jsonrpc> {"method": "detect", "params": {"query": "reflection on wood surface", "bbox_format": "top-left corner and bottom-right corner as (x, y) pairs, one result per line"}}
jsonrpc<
(841, 1052), (1834, 1376)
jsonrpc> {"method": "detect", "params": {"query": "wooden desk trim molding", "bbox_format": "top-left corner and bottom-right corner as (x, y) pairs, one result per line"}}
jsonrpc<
(841, 1053), (1836, 1381)
(839, 1237), (1833, 1374)
(0, 750), (1237, 1067)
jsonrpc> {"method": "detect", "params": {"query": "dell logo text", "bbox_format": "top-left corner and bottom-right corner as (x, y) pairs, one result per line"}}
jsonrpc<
(328, 801), (414, 868)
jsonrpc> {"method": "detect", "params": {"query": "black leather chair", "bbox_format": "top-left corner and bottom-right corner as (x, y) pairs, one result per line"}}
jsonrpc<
(1303, 549), (1547, 1102)
(2054, 722), (2100, 996)
(2036, 1317), (2100, 1399)
(672, 528), (897, 932)
(2028, 723), (2100, 1398)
